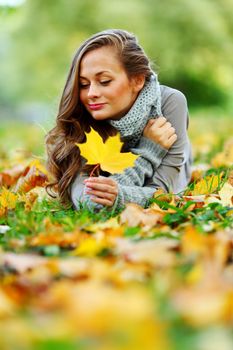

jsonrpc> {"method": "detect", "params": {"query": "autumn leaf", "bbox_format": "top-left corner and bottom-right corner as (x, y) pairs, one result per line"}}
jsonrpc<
(76, 128), (138, 174)
(0, 164), (25, 187)
(120, 203), (165, 228)
(218, 182), (233, 207)
(191, 173), (223, 195)
(28, 159), (48, 176)
(0, 187), (17, 210)
(71, 236), (107, 257)
(14, 164), (48, 193)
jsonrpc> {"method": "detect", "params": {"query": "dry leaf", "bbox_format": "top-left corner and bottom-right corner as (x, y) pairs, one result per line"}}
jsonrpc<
(0, 187), (17, 210)
(218, 182), (233, 207)
(120, 203), (165, 228)
(0, 164), (25, 187)
(115, 238), (178, 267)
(191, 173), (223, 195)
(14, 165), (48, 193)
(76, 128), (138, 174)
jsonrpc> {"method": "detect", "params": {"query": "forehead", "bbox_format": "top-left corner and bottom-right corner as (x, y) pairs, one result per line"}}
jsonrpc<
(79, 46), (124, 77)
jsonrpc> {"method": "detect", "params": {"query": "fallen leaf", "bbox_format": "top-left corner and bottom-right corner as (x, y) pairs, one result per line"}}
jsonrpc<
(13, 165), (48, 193)
(191, 173), (223, 195)
(0, 187), (17, 210)
(0, 164), (25, 187)
(120, 203), (165, 228)
(218, 182), (233, 207)
(115, 238), (178, 267)
(71, 236), (108, 257)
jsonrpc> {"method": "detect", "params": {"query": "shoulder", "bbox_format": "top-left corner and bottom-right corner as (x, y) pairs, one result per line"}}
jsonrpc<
(160, 85), (187, 106)
(160, 85), (187, 112)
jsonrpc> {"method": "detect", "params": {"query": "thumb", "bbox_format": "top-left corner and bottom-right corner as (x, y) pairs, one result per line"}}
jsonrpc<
(144, 119), (155, 130)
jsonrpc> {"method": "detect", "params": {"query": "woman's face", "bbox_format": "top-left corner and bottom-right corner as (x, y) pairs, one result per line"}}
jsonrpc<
(79, 46), (145, 121)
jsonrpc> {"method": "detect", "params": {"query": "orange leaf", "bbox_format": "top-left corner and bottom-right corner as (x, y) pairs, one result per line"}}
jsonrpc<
(14, 165), (48, 193)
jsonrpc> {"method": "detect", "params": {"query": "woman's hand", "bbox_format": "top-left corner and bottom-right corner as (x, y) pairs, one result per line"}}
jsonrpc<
(143, 116), (177, 149)
(84, 176), (118, 206)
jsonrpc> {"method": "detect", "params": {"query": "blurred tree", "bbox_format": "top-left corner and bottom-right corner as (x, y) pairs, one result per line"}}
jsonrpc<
(0, 0), (101, 105)
(143, 0), (233, 105)
(0, 0), (233, 112)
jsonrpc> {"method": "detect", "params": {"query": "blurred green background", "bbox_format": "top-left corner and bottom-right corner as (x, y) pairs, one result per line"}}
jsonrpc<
(0, 0), (233, 142)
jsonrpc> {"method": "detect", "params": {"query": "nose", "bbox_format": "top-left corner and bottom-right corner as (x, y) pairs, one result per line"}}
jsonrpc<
(87, 83), (100, 99)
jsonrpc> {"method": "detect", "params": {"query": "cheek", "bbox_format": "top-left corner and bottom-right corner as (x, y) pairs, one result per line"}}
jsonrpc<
(111, 83), (131, 103)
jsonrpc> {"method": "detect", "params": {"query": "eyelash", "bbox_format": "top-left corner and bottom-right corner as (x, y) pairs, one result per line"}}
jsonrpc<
(79, 80), (112, 89)
(100, 80), (112, 86)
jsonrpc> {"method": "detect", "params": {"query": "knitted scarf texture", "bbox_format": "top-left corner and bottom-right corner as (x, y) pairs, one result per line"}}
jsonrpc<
(108, 73), (162, 147)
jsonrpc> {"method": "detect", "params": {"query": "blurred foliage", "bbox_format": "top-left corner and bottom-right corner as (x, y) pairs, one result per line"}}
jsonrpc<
(0, 0), (233, 113)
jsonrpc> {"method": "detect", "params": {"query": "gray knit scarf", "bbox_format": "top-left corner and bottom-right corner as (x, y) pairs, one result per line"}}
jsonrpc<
(108, 73), (162, 148)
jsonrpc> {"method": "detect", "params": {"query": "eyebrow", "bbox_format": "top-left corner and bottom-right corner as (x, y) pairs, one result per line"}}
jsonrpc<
(79, 71), (112, 79)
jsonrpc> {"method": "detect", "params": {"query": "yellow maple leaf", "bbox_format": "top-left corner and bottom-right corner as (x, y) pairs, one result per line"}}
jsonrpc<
(0, 188), (17, 210)
(76, 128), (138, 174)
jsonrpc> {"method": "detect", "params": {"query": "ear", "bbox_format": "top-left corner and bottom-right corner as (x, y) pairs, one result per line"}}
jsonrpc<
(132, 74), (146, 93)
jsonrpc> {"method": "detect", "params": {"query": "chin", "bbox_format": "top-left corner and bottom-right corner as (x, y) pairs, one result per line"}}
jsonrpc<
(90, 112), (112, 121)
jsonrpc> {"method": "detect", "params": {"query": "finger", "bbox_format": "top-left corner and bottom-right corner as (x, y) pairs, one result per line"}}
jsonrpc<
(84, 177), (116, 186)
(164, 127), (176, 138)
(143, 119), (154, 135)
(90, 196), (114, 207)
(145, 119), (155, 128)
(153, 116), (167, 127)
(164, 134), (177, 149)
(85, 182), (117, 194)
(86, 188), (115, 200)
(160, 121), (172, 131)
(168, 134), (178, 144)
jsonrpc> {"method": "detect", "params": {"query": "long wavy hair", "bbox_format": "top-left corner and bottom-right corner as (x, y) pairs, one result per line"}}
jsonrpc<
(45, 29), (154, 205)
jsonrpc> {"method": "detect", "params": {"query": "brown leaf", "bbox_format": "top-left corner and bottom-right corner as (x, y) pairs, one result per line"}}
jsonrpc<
(120, 203), (165, 228)
(13, 166), (48, 193)
(0, 164), (25, 187)
(115, 238), (178, 267)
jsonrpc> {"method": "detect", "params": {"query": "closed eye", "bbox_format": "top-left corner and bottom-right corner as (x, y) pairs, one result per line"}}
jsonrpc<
(100, 80), (112, 86)
(79, 83), (90, 89)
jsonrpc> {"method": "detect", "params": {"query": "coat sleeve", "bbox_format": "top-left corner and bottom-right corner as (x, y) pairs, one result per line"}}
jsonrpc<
(146, 88), (192, 193)
(110, 137), (167, 186)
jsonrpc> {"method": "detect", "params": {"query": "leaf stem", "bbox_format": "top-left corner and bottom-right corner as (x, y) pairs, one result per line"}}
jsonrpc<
(90, 164), (100, 177)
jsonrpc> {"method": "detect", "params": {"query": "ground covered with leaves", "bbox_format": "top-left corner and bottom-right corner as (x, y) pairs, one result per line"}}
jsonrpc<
(0, 115), (233, 350)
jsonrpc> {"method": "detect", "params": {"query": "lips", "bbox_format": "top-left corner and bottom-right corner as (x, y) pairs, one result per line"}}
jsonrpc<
(88, 103), (106, 111)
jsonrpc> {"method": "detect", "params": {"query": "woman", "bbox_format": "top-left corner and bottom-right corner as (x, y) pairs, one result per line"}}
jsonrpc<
(46, 29), (192, 211)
